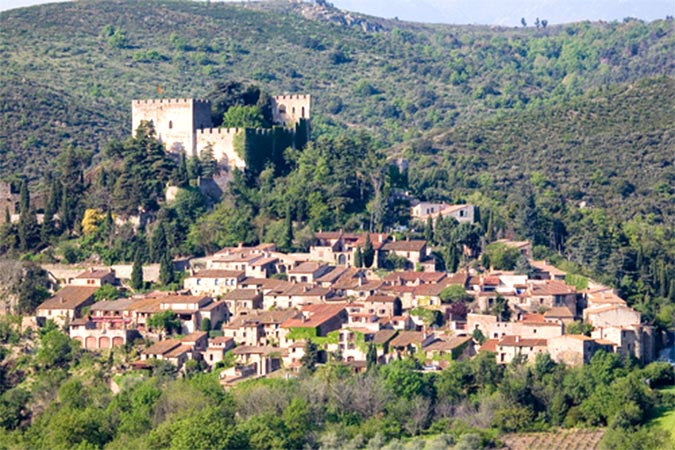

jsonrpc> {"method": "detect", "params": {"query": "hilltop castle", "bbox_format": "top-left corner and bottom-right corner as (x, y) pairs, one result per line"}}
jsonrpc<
(131, 95), (311, 172)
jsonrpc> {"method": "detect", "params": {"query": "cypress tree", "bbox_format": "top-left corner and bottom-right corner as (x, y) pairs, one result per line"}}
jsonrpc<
(366, 343), (377, 371)
(19, 180), (29, 214)
(281, 205), (293, 251)
(354, 247), (363, 268)
(159, 250), (175, 286)
(60, 183), (71, 233)
(18, 180), (37, 251)
(150, 223), (167, 262)
(131, 251), (144, 291)
(363, 233), (375, 268)
(424, 216), (433, 243)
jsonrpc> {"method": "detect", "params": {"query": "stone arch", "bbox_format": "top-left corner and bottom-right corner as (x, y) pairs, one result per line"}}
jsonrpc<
(99, 336), (111, 349)
(72, 336), (83, 345)
(112, 336), (124, 347)
(85, 336), (97, 349)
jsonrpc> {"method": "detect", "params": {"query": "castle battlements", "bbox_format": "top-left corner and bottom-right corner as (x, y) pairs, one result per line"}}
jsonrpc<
(132, 98), (210, 106)
(197, 127), (244, 136)
(272, 94), (311, 101)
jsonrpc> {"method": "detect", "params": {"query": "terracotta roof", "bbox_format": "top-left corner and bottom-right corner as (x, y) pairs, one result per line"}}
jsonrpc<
(497, 336), (547, 347)
(240, 277), (291, 291)
(164, 344), (193, 359)
(289, 262), (329, 274)
(250, 257), (279, 267)
(594, 339), (616, 346)
(200, 300), (227, 311)
(186, 270), (244, 279)
(479, 339), (499, 352)
(483, 276), (500, 286)
(209, 336), (234, 346)
(530, 261), (566, 276)
(223, 289), (261, 300)
(37, 286), (98, 311)
(125, 297), (163, 313)
(280, 303), (347, 329)
(529, 280), (576, 296)
(90, 298), (135, 311)
(544, 306), (574, 318)
(424, 336), (472, 352)
(181, 331), (207, 343)
(520, 313), (546, 323)
(231, 345), (286, 356)
(382, 240), (427, 252)
(372, 329), (398, 344)
(142, 339), (181, 356)
(156, 295), (211, 305)
(350, 233), (389, 251)
(412, 283), (447, 297)
(383, 271), (447, 284)
(389, 331), (425, 347)
(315, 267), (349, 283)
(314, 231), (343, 240)
(445, 272), (469, 286)
(364, 294), (398, 304)
(75, 268), (114, 279)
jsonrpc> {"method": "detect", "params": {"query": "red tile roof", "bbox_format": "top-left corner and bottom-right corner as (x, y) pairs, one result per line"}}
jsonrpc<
(38, 286), (98, 310)
(382, 240), (427, 252)
(280, 304), (347, 329)
(497, 336), (547, 347)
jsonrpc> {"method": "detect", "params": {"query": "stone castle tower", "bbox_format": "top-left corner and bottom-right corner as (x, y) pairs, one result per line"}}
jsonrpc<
(131, 95), (311, 172)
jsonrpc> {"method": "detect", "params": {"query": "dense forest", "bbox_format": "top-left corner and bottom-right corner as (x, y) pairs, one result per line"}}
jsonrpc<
(0, 1), (674, 449)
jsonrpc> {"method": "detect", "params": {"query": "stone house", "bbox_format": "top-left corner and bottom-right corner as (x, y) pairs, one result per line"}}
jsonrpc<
(411, 202), (475, 225)
(280, 304), (348, 346)
(547, 335), (614, 367)
(584, 304), (641, 328)
(263, 284), (333, 310)
(183, 269), (246, 297)
(360, 294), (403, 317)
(495, 336), (548, 364)
(382, 240), (428, 269)
(591, 324), (656, 363)
(69, 318), (141, 350)
(422, 336), (475, 364)
(202, 336), (235, 367)
(68, 268), (117, 287)
(36, 286), (99, 327)
(222, 289), (263, 317)
(288, 262), (333, 284)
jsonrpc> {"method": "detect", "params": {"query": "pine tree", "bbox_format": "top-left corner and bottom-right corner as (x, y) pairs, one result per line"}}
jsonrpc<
(354, 247), (363, 268)
(363, 233), (375, 268)
(159, 250), (175, 286)
(131, 251), (144, 291)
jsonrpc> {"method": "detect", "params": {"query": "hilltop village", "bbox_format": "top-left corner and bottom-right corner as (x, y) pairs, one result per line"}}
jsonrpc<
(10, 94), (658, 385)
(28, 226), (654, 384)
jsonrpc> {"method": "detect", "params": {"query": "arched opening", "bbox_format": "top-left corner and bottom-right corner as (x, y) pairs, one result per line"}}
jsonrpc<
(301, 106), (305, 118)
(99, 336), (111, 349)
(338, 254), (347, 265)
(169, 120), (173, 129)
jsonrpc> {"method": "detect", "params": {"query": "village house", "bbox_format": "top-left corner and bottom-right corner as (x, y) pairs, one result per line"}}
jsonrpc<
(69, 317), (141, 350)
(422, 336), (475, 366)
(183, 269), (246, 297)
(280, 303), (348, 346)
(222, 289), (263, 316)
(529, 261), (567, 281)
(67, 268), (117, 287)
(382, 271), (447, 286)
(387, 331), (435, 360)
(411, 202), (475, 225)
(584, 304), (641, 328)
(36, 286), (99, 327)
(202, 336), (235, 367)
(287, 262), (333, 284)
(263, 283), (334, 310)
(139, 332), (207, 370)
(494, 239), (533, 259)
(591, 324), (656, 363)
(382, 239), (429, 270)
(547, 335), (614, 367)
(309, 232), (388, 267)
(495, 336), (548, 364)
(360, 294), (403, 317)
(229, 345), (285, 377)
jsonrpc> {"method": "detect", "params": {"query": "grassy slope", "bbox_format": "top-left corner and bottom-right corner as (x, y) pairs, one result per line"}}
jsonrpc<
(0, 0), (673, 181)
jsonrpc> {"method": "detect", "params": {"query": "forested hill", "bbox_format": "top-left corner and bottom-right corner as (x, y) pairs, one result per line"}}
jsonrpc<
(407, 76), (675, 223)
(0, 0), (673, 180)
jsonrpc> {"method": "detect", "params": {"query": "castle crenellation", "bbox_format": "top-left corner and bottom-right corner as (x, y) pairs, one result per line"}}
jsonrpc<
(132, 94), (311, 172)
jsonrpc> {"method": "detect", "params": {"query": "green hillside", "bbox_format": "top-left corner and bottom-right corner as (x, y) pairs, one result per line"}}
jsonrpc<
(0, 0), (673, 180)
(407, 76), (675, 221)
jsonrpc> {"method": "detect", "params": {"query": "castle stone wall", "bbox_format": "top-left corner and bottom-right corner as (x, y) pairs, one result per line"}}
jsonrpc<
(132, 99), (213, 157)
(271, 95), (311, 127)
(196, 128), (246, 171)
